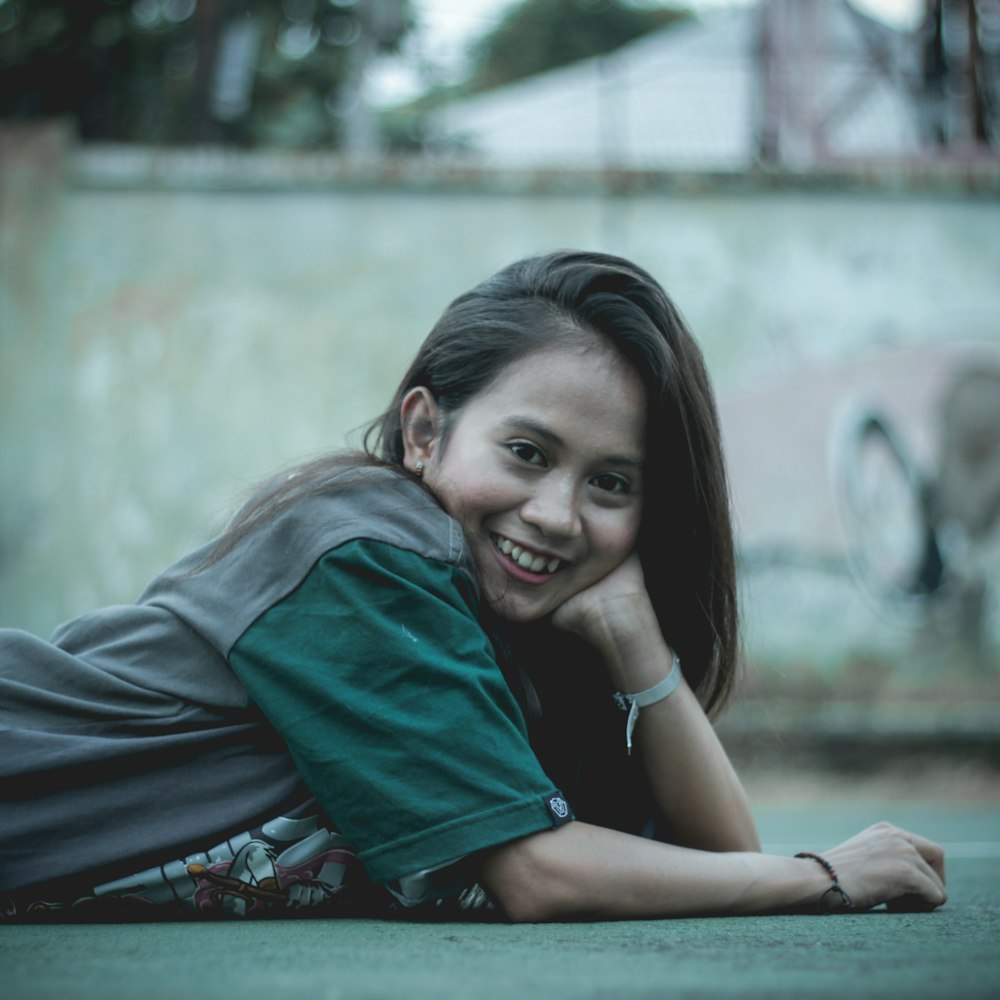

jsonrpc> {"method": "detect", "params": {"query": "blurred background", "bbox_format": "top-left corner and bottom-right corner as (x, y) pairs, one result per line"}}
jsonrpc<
(1, 0), (999, 799)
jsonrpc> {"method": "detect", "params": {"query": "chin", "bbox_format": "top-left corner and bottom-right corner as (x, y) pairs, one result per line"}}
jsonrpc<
(482, 592), (553, 624)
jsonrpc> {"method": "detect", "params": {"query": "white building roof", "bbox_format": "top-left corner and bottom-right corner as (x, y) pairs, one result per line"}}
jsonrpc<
(428, 3), (922, 172)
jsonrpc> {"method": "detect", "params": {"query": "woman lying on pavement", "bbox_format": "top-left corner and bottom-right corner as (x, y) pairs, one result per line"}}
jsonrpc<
(0, 250), (946, 921)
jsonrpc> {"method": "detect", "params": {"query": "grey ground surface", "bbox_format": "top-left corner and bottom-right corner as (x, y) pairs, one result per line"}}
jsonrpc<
(3, 801), (998, 1000)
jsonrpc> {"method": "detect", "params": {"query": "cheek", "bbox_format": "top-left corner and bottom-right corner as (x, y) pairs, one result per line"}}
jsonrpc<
(594, 510), (642, 564)
(430, 465), (508, 525)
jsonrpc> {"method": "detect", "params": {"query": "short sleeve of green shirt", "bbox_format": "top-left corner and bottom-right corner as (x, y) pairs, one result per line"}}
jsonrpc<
(229, 538), (570, 885)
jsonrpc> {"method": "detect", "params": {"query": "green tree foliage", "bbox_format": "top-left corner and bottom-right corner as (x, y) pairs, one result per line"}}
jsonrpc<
(0, 0), (411, 146)
(468, 0), (691, 93)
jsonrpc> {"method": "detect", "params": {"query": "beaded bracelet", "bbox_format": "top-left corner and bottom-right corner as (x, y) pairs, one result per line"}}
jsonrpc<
(795, 851), (857, 913)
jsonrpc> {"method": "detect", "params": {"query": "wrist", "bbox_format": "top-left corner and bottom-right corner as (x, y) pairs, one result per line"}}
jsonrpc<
(731, 855), (850, 915)
(582, 594), (670, 689)
(794, 852), (857, 913)
(613, 651), (682, 755)
(577, 591), (654, 647)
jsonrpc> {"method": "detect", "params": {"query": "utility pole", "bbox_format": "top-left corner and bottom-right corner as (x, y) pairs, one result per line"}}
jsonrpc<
(339, 0), (410, 158)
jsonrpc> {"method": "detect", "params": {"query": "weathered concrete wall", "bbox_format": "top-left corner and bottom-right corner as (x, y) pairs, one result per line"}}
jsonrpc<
(2, 124), (999, 683)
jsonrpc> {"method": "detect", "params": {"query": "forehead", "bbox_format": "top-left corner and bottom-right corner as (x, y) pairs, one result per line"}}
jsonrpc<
(460, 343), (647, 452)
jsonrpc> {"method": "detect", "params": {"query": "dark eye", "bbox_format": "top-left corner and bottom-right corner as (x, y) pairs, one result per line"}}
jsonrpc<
(507, 441), (546, 466)
(592, 473), (630, 495)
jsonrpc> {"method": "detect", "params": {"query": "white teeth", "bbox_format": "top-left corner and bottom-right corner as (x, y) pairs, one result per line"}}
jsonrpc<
(493, 534), (561, 575)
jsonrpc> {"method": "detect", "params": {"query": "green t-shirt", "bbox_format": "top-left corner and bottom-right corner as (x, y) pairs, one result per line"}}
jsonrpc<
(230, 537), (571, 885)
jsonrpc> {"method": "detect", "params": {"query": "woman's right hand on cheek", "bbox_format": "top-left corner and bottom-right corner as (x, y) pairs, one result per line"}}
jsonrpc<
(820, 822), (947, 912)
(549, 552), (652, 648)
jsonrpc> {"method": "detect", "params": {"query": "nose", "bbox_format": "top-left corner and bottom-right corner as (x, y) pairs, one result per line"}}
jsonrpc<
(520, 475), (582, 539)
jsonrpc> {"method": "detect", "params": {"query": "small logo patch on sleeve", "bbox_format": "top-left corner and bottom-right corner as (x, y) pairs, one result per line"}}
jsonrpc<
(544, 793), (573, 826)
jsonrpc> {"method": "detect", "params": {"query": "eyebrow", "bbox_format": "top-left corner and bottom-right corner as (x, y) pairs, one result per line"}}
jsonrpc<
(501, 416), (645, 470)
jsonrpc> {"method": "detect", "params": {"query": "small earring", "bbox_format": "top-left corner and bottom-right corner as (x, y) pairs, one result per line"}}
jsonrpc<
(414, 461), (425, 478)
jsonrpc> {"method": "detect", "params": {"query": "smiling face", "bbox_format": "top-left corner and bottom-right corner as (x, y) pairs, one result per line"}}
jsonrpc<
(401, 340), (647, 622)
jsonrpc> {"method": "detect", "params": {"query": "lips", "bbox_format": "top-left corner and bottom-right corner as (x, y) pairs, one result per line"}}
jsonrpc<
(490, 533), (563, 575)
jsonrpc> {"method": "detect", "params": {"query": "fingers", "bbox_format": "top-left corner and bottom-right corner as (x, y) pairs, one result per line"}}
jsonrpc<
(905, 830), (947, 886)
(901, 856), (948, 910)
(914, 841), (948, 908)
(885, 826), (947, 907)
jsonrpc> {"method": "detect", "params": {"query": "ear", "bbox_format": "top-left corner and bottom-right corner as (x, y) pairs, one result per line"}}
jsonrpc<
(399, 387), (443, 475)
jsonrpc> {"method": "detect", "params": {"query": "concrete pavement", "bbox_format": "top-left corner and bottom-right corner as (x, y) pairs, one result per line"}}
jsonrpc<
(3, 801), (997, 1000)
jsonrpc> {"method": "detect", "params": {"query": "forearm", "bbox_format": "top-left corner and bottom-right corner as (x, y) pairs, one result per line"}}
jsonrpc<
(633, 677), (759, 852)
(595, 601), (758, 853)
(480, 819), (947, 923)
(480, 821), (817, 923)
